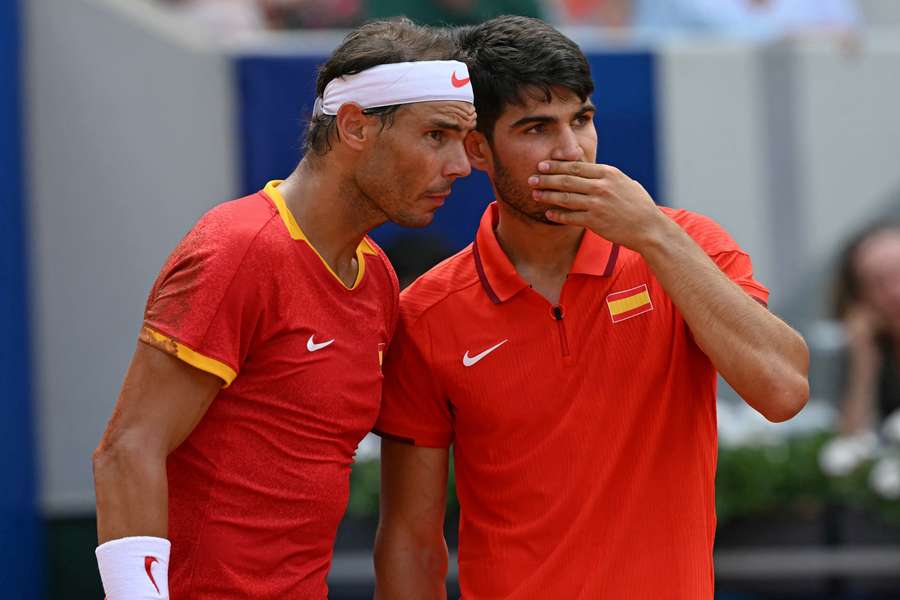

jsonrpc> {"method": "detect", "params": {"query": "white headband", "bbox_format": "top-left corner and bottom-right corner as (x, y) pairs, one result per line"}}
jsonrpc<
(314, 60), (473, 117)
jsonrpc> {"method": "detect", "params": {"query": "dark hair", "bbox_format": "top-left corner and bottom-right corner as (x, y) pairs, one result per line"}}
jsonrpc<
(454, 16), (594, 139)
(303, 19), (457, 157)
(833, 220), (900, 318)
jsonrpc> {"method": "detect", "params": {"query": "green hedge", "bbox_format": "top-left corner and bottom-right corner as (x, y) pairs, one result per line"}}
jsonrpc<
(350, 433), (900, 526)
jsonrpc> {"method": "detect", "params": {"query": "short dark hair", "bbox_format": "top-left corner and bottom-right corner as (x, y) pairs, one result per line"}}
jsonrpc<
(304, 19), (457, 157)
(454, 16), (594, 139)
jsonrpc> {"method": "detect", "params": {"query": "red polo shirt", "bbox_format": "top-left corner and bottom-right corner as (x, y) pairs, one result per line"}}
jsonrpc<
(375, 202), (768, 600)
(143, 181), (398, 598)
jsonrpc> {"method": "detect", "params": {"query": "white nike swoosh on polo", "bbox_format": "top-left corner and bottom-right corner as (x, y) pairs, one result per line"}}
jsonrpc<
(307, 335), (335, 352)
(462, 339), (508, 367)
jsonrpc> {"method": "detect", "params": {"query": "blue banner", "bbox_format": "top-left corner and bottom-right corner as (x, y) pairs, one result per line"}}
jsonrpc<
(236, 50), (658, 253)
(0, 0), (42, 597)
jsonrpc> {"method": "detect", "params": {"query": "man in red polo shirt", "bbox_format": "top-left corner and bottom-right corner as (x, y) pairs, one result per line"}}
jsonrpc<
(91, 19), (476, 600)
(373, 16), (809, 600)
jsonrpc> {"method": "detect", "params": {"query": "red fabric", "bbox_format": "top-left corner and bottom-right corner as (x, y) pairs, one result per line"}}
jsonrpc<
(144, 190), (398, 598)
(375, 203), (768, 600)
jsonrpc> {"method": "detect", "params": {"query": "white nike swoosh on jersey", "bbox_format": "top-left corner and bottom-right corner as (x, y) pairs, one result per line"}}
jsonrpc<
(462, 339), (508, 367)
(307, 335), (335, 352)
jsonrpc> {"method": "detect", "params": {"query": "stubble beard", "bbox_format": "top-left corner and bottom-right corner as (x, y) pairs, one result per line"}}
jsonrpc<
(355, 154), (433, 229)
(492, 152), (560, 226)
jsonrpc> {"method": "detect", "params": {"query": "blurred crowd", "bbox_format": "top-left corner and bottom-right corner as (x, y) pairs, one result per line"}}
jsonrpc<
(834, 222), (900, 437)
(161, 0), (863, 38)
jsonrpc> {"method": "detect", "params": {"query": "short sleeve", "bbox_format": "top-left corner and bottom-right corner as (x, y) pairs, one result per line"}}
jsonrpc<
(671, 209), (770, 306)
(141, 214), (263, 386)
(711, 249), (769, 306)
(374, 311), (452, 448)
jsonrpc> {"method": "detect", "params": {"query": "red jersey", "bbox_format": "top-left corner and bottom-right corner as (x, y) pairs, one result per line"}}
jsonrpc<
(375, 203), (768, 599)
(142, 181), (398, 598)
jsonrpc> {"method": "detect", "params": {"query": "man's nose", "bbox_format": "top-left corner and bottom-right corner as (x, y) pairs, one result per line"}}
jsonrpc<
(550, 127), (583, 162)
(444, 141), (472, 179)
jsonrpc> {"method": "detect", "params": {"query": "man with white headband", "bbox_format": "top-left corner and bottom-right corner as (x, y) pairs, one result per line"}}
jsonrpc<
(93, 18), (475, 599)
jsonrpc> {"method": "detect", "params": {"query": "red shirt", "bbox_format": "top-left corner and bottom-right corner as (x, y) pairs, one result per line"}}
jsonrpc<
(375, 202), (768, 600)
(142, 181), (398, 598)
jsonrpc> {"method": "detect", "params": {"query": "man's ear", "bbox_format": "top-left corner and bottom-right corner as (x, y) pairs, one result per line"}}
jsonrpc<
(464, 130), (493, 172)
(335, 103), (376, 151)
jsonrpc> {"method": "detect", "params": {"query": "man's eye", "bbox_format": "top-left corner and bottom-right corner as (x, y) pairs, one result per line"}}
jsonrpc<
(427, 131), (444, 142)
(525, 124), (545, 134)
(574, 115), (592, 126)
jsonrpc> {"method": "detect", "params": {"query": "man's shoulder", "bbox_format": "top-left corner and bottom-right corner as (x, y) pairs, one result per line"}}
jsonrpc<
(398, 244), (479, 324)
(189, 192), (278, 243)
(171, 192), (280, 271)
(200, 192), (280, 240)
(660, 206), (744, 255)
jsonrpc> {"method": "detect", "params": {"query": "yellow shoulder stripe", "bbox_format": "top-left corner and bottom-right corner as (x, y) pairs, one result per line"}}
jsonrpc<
(140, 326), (237, 387)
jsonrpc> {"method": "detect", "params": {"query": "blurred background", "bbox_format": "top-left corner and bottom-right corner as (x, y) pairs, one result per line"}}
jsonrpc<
(3, 0), (900, 597)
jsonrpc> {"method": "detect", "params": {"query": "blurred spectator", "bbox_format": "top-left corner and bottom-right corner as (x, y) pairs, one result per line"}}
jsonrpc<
(163, 0), (266, 35)
(633, 0), (861, 40)
(162, 0), (364, 32)
(833, 222), (900, 434)
(261, 0), (364, 29)
(547, 0), (632, 27)
(366, 0), (544, 27)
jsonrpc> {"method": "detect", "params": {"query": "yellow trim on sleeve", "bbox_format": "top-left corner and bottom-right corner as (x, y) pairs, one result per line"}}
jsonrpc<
(264, 180), (373, 289)
(140, 326), (237, 387)
(608, 290), (652, 316)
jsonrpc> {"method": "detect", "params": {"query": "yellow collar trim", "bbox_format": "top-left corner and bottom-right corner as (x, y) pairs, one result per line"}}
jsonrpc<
(264, 180), (377, 290)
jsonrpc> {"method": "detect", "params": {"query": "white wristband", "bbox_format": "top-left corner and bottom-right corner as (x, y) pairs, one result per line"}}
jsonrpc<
(96, 536), (171, 599)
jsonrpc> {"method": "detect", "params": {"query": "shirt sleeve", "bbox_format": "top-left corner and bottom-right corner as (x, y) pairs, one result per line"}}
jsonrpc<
(374, 310), (453, 448)
(674, 209), (770, 306)
(140, 214), (263, 386)
(710, 248), (770, 306)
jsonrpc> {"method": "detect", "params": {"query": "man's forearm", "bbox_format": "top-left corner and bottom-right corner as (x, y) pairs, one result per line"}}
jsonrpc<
(93, 439), (169, 543)
(374, 529), (448, 600)
(639, 217), (809, 421)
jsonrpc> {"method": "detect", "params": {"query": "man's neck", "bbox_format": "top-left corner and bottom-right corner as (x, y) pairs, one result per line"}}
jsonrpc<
(494, 201), (584, 304)
(276, 158), (384, 286)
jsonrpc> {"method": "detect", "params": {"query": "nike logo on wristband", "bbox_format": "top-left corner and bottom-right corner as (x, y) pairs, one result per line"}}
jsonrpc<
(451, 71), (470, 88)
(145, 556), (160, 594)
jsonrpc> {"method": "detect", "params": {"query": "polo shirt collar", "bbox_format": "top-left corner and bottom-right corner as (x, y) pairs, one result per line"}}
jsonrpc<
(473, 202), (620, 304)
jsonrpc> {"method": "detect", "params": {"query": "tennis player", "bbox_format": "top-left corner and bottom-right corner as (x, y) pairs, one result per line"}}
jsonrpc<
(92, 19), (475, 599)
(373, 16), (809, 599)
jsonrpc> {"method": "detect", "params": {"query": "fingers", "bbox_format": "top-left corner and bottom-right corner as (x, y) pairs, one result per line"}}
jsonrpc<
(531, 188), (592, 210)
(528, 173), (599, 195)
(537, 161), (618, 178)
(529, 162), (620, 199)
(544, 208), (589, 226)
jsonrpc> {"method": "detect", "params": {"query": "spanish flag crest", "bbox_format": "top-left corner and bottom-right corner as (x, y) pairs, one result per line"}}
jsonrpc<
(606, 283), (653, 323)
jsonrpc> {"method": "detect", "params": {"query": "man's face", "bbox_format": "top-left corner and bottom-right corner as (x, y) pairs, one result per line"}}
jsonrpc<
(356, 100), (476, 228)
(481, 87), (597, 224)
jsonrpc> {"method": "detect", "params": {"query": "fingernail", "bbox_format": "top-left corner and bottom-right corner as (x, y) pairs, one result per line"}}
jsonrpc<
(538, 161), (550, 172)
(528, 176), (539, 185)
